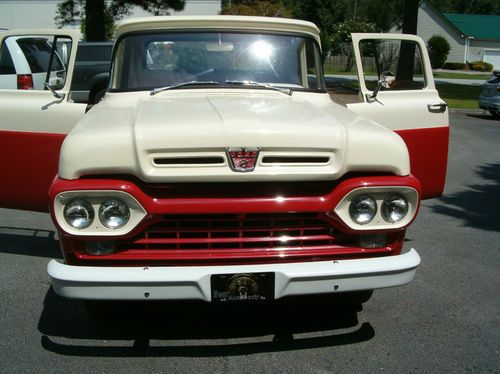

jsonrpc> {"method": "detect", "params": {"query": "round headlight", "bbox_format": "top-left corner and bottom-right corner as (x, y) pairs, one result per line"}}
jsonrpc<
(349, 195), (377, 225)
(381, 194), (409, 223)
(99, 198), (130, 229)
(64, 199), (94, 229)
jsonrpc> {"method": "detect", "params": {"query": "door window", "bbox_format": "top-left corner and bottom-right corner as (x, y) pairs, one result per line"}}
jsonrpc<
(0, 35), (72, 90)
(359, 39), (426, 91)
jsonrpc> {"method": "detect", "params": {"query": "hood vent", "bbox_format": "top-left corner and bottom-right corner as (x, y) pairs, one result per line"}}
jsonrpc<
(154, 156), (225, 166)
(153, 153), (332, 167)
(261, 156), (330, 165)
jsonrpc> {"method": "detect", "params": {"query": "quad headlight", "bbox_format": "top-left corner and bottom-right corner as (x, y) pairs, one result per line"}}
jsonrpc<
(99, 198), (130, 229)
(54, 190), (147, 236)
(381, 194), (409, 223)
(334, 187), (419, 230)
(349, 195), (377, 225)
(64, 198), (94, 229)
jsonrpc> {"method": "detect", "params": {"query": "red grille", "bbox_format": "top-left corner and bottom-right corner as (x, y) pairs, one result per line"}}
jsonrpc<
(97, 212), (387, 265)
(70, 213), (397, 265)
(118, 213), (349, 250)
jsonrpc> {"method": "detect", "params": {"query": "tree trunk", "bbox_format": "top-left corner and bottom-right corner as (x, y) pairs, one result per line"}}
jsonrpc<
(401, 0), (418, 35)
(85, 0), (106, 41)
(396, 0), (418, 81)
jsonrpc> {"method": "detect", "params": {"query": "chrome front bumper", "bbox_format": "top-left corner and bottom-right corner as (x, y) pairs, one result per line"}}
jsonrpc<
(48, 249), (420, 301)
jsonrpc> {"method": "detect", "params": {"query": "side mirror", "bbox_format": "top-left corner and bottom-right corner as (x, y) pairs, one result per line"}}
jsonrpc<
(366, 71), (394, 101)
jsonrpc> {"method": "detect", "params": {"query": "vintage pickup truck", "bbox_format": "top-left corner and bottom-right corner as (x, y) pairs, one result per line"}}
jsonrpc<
(0, 16), (448, 308)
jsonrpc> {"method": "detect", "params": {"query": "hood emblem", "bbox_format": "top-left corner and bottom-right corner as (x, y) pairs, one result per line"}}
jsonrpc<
(227, 147), (259, 172)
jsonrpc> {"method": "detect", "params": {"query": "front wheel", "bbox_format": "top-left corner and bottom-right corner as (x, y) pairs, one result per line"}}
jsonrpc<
(489, 110), (500, 118)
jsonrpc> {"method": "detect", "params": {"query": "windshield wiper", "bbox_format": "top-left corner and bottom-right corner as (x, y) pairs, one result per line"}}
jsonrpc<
(225, 80), (293, 96)
(150, 81), (219, 96)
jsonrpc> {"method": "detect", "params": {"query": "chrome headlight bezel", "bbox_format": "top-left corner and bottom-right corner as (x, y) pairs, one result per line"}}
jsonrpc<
(348, 195), (377, 225)
(63, 198), (95, 229)
(54, 190), (146, 236)
(99, 198), (130, 229)
(334, 187), (419, 230)
(381, 194), (409, 223)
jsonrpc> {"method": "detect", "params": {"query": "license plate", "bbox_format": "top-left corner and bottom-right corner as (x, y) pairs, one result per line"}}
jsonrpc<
(211, 272), (275, 303)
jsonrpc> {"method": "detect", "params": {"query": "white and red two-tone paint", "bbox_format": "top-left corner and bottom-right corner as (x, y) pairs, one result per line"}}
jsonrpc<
(0, 17), (448, 306)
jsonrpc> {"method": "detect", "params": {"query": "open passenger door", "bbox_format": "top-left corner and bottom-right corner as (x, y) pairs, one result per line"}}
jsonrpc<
(347, 33), (449, 199)
(0, 29), (86, 212)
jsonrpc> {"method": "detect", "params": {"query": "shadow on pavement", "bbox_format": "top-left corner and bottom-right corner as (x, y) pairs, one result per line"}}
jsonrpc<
(38, 287), (374, 357)
(0, 227), (61, 258)
(466, 113), (499, 121)
(2, 217), (374, 355)
(431, 163), (500, 232)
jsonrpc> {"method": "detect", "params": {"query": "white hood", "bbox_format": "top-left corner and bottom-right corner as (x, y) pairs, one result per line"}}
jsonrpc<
(135, 91), (345, 150)
(59, 90), (410, 182)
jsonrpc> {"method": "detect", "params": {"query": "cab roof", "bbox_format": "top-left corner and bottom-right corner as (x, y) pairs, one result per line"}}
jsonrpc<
(115, 15), (321, 45)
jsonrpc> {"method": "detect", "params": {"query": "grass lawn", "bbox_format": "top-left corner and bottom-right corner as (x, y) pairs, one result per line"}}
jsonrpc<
(325, 70), (491, 80)
(436, 82), (482, 109)
(329, 77), (481, 109)
(324, 66), (492, 80)
(324, 69), (357, 75)
(324, 70), (491, 80)
(433, 72), (491, 80)
(332, 82), (480, 109)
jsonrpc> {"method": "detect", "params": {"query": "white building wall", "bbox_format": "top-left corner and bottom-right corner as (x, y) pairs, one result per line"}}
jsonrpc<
(128, 0), (221, 18)
(0, 0), (60, 29)
(417, 2), (465, 63)
(469, 39), (500, 64)
(0, 0), (221, 31)
(387, 3), (465, 63)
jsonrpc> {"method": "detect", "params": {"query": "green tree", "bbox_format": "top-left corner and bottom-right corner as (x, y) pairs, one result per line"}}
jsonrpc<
(429, 0), (500, 15)
(330, 18), (376, 70)
(220, 0), (291, 17)
(283, 0), (358, 55)
(353, 1), (403, 31)
(55, 0), (185, 41)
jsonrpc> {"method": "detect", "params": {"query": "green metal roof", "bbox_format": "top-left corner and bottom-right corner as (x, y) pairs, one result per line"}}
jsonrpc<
(444, 14), (500, 41)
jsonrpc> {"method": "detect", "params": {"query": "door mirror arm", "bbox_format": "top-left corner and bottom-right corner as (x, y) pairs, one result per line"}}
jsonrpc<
(44, 83), (65, 100)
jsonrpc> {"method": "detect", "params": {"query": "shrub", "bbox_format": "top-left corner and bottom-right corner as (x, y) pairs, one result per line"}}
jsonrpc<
(443, 62), (466, 70)
(468, 61), (493, 72)
(428, 35), (451, 69)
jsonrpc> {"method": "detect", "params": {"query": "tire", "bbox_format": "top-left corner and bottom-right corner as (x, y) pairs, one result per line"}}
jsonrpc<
(489, 110), (500, 118)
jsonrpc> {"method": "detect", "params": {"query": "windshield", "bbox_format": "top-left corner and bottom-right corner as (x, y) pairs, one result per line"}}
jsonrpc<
(110, 32), (325, 92)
